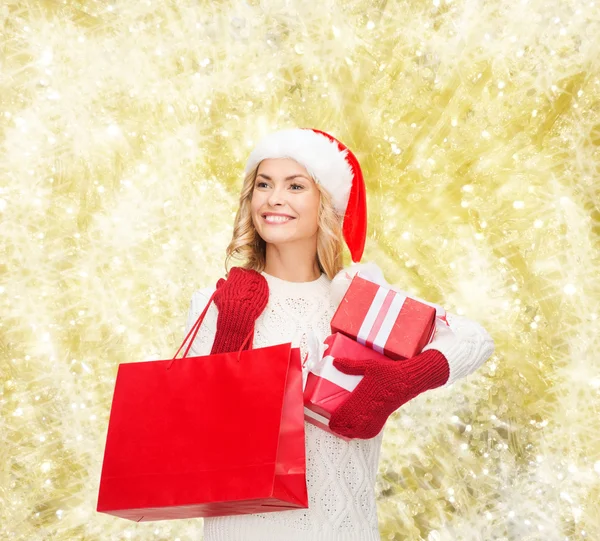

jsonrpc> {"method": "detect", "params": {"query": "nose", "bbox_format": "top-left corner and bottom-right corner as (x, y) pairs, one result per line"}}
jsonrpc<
(267, 184), (287, 207)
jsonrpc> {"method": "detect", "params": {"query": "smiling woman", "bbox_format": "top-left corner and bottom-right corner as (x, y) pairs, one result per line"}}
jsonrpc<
(249, 158), (323, 280)
(222, 128), (368, 282)
(182, 128), (494, 541)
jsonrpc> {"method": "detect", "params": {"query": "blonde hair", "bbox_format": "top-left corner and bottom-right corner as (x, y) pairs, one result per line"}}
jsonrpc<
(224, 163), (345, 280)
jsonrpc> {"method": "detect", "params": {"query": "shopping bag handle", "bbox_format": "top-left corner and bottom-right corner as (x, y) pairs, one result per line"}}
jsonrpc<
(167, 289), (218, 370)
(236, 327), (254, 363)
(167, 289), (255, 369)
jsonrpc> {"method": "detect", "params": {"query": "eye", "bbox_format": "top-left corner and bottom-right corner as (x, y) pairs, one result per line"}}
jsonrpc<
(255, 181), (304, 190)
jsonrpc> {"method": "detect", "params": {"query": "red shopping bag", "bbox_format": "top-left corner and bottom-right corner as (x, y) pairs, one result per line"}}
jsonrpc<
(97, 290), (308, 521)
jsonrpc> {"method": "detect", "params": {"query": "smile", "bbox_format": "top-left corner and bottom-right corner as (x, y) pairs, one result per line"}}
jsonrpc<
(263, 215), (295, 224)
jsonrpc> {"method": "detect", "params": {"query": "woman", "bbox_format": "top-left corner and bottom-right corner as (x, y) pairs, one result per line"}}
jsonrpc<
(184, 128), (495, 541)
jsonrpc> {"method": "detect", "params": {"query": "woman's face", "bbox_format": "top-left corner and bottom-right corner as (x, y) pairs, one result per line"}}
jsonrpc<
(250, 158), (321, 247)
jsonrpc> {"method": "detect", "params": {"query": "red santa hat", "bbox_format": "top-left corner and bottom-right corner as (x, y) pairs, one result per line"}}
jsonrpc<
(244, 128), (367, 263)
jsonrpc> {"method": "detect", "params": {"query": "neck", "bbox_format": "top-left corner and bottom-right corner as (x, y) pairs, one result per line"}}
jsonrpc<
(263, 242), (321, 282)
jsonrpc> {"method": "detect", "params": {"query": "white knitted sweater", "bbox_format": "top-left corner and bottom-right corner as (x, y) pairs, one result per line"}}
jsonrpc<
(183, 270), (495, 541)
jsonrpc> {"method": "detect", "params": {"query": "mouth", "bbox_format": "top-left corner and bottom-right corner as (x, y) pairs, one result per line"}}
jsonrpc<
(262, 214), (295, 225)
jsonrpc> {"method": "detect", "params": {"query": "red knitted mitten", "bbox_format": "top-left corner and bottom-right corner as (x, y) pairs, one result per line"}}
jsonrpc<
(210, 267), (269, 355)
(328, 350), (450, 439)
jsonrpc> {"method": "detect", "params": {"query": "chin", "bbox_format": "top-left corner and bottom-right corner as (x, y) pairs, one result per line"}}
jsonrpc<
(260, 234), (297, 244)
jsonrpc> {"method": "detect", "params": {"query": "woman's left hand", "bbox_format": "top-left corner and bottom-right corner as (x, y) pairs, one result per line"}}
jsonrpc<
(328, 349), (450, 440)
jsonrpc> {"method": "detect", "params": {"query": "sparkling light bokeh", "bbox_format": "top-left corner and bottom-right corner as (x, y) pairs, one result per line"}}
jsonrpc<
(1, 0), (599, 540)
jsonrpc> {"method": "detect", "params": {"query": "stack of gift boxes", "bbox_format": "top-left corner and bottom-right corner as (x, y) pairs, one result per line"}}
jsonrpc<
(303, 273), (440, 440)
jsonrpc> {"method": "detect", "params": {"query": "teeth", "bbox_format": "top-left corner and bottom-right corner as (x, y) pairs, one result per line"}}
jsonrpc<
(264, 215), (292, 223)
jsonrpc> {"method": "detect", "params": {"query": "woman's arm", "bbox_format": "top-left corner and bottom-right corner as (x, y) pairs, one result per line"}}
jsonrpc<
(421, 311), (495, 387)
(327, 308), (495, 439)
(331, 262), (495, 387)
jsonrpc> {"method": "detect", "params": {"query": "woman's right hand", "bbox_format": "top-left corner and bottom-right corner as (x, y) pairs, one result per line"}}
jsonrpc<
(210, 267), (269, 355)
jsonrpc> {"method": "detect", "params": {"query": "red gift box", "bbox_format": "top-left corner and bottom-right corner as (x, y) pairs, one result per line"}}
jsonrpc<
(330, 274), (436, 361)
(303, 333), (392, 440)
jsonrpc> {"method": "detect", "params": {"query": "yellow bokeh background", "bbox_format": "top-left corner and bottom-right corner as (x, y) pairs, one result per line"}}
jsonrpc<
(1, 0), (599, 539)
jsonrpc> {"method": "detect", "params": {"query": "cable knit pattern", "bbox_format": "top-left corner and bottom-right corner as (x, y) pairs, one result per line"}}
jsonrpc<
(183, 270), (495, 540)
(211, 267), (269, 354)
(329, 349), (451, 440)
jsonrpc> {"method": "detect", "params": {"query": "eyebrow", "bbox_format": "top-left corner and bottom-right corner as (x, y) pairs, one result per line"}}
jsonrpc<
(256, 173), (309, 181)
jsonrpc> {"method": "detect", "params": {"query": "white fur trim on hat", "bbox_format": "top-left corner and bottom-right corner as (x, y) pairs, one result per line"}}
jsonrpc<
(244, 128), (354, 214)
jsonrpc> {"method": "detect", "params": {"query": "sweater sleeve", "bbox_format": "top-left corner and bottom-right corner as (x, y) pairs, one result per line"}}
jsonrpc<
(183, 286), (218, 357)
(421, 311), (495, 387)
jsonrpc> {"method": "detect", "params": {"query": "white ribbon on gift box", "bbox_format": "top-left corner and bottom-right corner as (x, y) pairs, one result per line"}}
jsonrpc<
(354, 268), (447, 319)
(355, 281), (408, 355)
(303, 331), (362, 392)
(308, 354), (363, 392)
(354, 270), (444, 356)
(302, 330), (329, 391)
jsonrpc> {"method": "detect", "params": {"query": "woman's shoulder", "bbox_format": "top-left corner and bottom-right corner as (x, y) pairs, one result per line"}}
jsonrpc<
(185, 285), (219, 335)
(189, 285), (217, 306)
(330, 261), (387, 308)
(193, 284), (218, 297)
